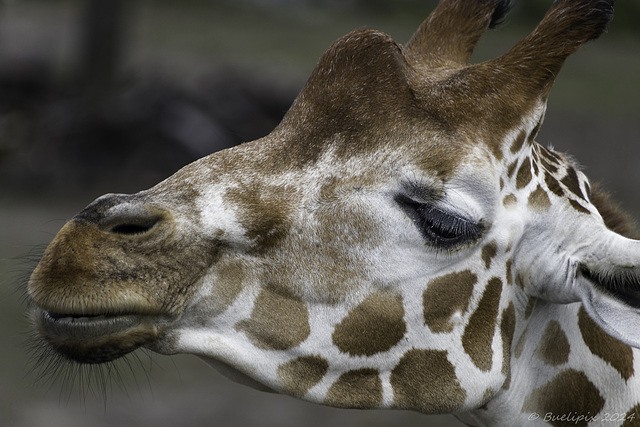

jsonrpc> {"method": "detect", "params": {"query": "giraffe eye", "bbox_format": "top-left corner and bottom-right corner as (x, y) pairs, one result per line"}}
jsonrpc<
(395, 195), (483, 249)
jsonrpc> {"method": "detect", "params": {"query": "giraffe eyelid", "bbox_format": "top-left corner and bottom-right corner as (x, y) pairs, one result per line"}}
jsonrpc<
(395, 194), (484, 249)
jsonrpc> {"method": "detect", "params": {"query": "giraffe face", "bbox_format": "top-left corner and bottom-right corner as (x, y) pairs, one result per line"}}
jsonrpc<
(141, 129), (514, 412)
(28, 0), (639, 419)
(27, 110), (516, 411)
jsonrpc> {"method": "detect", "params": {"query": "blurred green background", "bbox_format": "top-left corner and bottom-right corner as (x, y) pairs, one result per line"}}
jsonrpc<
(0, 1), (638, 426)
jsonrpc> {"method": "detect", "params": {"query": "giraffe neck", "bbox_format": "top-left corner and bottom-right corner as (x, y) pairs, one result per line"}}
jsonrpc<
(450, 121), (640, 425)
(461, 300), (640, 426)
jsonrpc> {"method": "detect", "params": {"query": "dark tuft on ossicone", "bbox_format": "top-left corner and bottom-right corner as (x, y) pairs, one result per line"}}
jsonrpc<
(550, 0), (615, 42)
(585, 0), (616, 40)
(489, 0), (514, 29)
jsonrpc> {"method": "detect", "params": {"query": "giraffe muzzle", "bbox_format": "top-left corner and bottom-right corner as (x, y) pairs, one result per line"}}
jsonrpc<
(28, 193), (215, 364)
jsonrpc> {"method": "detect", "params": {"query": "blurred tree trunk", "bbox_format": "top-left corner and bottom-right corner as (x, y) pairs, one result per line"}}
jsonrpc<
(78, 0), (127, 92)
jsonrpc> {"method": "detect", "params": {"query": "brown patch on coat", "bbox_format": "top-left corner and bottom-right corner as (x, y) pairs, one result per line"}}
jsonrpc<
(325, 368), (383, 409)
(578, 306), (634, 381)
(561, 167), (586, 201)
(528, 120), (542, 145)
(462, 277), (503, 371)
(224, 184), (295, 250)
(622, 404), (640, 427)
(500, 302), (516, 390)
(277, 355), (329, 398)
(538, 145), (562, 165)
(481, 241), (498, 269)
(535, 320), (570, 367)
(505, 259), (513, 285)
(204, 257), (248, 318)
(507, 160), (518, 179)
(510, 130), (527, 154)
(391, 349), (466, 413)
(569, 199), (591, 215)
(514, 326), (528, 359)
(423, 270), (477, 333)
(521, 370), (605, 427)
(332, 291), (406, 356)
(503, 194), (517, 208)
(515, 157), (532, 190)
(540, 156), (559, 174)
(236, 283), (310, 351)
(545, 172), (564, 198)
(528, 185), (551, 212)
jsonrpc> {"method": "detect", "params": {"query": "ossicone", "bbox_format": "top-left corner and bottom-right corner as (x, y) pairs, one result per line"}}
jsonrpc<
(404, 0), (515, 67)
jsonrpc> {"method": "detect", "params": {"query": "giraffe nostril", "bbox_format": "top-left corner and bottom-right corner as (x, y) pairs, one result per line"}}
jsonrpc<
(81, 197), (166, 236)
(74, 194), (170, 237)
(103, 209), (164, 236)
(109, 218), (160, 235)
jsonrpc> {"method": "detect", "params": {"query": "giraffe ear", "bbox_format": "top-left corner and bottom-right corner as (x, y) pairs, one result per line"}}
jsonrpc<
(580, 286), (640, 349)
(572, 235), (640, 348)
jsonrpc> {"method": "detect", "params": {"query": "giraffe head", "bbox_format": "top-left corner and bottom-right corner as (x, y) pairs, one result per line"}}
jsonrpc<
(29, 0), (637, 418)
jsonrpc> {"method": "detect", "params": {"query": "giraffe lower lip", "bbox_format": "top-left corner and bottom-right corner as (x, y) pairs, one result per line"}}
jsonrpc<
(35, 308), (162, 363)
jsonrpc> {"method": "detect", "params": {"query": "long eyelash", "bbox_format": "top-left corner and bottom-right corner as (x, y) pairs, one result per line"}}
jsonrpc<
(417, 206), (482, 244)
(419, 207), (476, 238)
(395, 194), (483, 249)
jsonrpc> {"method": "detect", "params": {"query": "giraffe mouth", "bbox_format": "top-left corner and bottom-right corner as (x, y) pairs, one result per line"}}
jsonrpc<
(40, 309), (144, 334)
(34, 308), (165, 364)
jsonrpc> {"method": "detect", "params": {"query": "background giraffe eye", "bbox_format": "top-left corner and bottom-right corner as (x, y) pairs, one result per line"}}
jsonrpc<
(395, 195), (483, 249)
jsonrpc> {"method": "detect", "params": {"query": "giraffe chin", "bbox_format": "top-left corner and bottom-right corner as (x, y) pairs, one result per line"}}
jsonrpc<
(34, 308), (162, 364)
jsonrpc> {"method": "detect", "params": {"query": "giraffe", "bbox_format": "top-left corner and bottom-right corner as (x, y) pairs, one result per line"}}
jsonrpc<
(27, 0), (640, 425)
